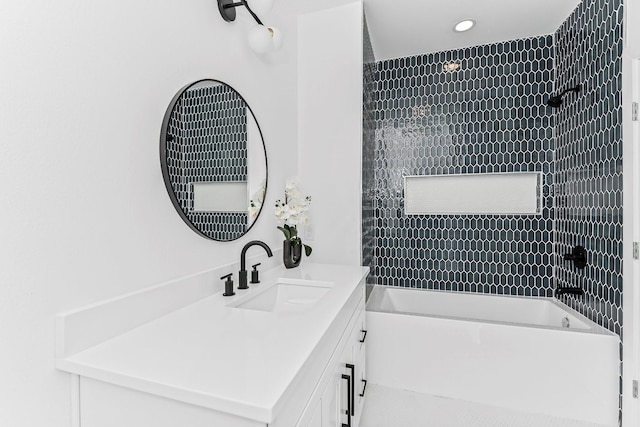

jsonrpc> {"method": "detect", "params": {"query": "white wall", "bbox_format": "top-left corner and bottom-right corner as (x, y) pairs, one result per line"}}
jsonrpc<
(0, 1), (298, 425)
(628, 0), (640, 58)
(623, 0), (640, 422)
(298, 1), (363, 266)
(623, 57), (639, 427)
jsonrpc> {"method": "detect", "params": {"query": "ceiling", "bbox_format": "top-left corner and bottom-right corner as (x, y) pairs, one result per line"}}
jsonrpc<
(364, 0), (581, 61)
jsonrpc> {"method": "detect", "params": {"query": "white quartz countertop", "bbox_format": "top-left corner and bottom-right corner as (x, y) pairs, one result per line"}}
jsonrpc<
(56, 263), (369, 423)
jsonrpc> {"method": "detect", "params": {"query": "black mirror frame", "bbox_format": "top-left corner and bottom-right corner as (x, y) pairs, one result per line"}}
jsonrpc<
(159, 79), (268, 241)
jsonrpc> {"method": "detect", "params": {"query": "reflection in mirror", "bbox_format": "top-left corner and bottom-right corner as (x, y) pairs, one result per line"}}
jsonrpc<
(160, 80), (267, 241)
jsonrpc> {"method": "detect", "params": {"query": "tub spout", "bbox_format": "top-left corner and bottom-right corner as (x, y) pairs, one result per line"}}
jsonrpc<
(555, 287), (585, 298)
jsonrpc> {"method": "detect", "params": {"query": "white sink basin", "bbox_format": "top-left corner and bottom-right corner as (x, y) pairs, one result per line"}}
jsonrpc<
(230, 279), (333, 313)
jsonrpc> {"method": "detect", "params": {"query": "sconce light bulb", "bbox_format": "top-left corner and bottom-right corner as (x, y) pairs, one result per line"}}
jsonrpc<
(248, 25), (273, 54)
(248, 24), (283, 54)
(269, 26), (283, 50)
(246, 0), (274, 16)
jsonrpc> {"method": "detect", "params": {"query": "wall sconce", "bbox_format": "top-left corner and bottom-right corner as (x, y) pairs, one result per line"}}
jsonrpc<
(217, 0), (283, 54)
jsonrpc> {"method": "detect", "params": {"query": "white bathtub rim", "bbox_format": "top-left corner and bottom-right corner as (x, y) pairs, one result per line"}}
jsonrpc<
(366, 285), (616, 337)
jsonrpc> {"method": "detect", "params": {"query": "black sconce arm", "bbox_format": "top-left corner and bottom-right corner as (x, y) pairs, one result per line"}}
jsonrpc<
(220, 0), (264, 25)
(240, 0), (264, 25)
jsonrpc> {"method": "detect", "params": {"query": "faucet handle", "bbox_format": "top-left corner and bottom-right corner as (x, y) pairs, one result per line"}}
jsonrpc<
(221, 273), (235, 297)
(250, 263), (262, 284)
(563, 245), (587, 269)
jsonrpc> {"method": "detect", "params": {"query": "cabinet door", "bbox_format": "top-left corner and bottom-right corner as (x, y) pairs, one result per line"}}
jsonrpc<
(321, 364), (343, 427)
(330, 312), (368, 427)
(307, 402), (322, 427)
(322, 341), (355, 427)
(295, 395), (322, 427)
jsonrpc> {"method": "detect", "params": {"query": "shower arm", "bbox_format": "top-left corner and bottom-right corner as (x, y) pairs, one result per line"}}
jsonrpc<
(557, 84), (582, 98)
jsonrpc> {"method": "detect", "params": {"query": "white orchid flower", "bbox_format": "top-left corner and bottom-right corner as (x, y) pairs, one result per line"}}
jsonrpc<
(249, 205), (259, 219)
(285, 176), (299, 191)
(275, 179), (313, 258)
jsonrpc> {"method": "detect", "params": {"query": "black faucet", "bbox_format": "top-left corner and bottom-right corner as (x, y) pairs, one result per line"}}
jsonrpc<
(239, 240), (273, 290)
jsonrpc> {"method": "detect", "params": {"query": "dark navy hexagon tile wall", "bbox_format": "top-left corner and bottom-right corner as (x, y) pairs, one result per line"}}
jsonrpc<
(365, 35), (556, 297)
(554, 0), (623, 338)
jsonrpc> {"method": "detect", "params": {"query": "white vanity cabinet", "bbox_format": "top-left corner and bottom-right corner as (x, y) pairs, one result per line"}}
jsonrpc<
(57, 264), (369, 427)
(296, 298), (367, 427)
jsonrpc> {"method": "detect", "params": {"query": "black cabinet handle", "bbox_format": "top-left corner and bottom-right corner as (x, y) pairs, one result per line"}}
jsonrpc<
(359, 329), (367, 343)
(341, 374), (352, 427)
(346, 364), (355, 414)
(359, 379), (368, 397)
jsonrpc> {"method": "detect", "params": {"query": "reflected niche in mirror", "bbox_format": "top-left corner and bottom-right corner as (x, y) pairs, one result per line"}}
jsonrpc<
(160, 80), (267, 241)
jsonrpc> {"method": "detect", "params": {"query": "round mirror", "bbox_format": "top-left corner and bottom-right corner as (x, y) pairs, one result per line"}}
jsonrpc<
(160, 80), (268, 241)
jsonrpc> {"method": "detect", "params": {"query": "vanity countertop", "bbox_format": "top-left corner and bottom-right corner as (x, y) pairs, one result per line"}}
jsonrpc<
(56, 263), (368, 423)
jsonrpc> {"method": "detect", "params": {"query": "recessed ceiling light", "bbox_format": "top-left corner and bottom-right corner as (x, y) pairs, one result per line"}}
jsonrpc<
(454, 19), (475, 32)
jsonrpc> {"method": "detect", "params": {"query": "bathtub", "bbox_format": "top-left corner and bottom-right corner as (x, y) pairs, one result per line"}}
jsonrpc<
(366, 286), (619, 426)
